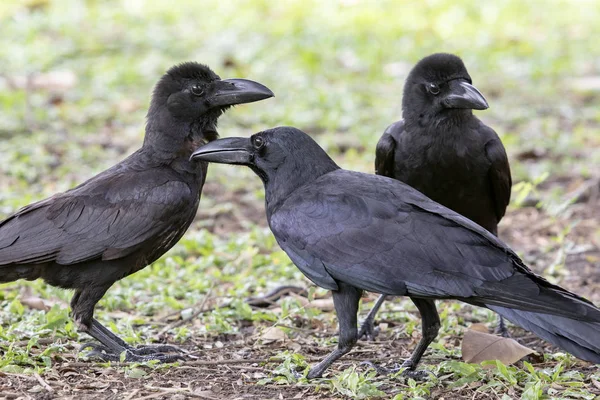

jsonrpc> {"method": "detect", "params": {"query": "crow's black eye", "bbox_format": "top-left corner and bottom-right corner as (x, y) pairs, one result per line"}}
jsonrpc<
(428, 83), (440, 95)
(190, 84), (204, 96)
(252, 135), (265, 149)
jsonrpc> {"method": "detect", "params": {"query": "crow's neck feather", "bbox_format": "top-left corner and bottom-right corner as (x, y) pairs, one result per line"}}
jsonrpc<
(264, 154), (339, 216)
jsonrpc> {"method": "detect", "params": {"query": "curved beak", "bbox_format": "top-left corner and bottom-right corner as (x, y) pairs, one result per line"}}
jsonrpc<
(208, 79), (274, 108)
(443, 80), (489, 110)
(190, 137), (252, 164)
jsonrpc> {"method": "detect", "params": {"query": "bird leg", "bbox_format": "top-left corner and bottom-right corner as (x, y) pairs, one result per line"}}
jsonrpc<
(494, 315), (511, 338)
(363, 297), (438, 380)
(80, 319), (188, 362)
(71, 289), (187, 363)
(306, 283), (362, 379)
(358, 294), (387, 341)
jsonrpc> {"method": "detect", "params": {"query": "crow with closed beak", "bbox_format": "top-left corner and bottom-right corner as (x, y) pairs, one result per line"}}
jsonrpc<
(191, 127), (600, 379)
(0, 62), (273, 362)
(363, 53), (512, 339)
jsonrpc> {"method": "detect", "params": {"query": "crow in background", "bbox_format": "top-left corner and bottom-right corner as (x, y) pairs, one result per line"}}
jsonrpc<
(362, 53), (512, 339)
(0, 63), (273, 362)
(191, 127), (600, 379)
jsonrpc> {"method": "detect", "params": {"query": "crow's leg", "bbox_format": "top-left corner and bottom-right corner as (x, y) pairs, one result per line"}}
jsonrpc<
(358, 294), (387, 341)
(402, 298), (440, 371)
(72, 288), (187, 363)
(494, 315), (511, 337)
(364, 297), (438, 380)
(307, 283), (362, 379)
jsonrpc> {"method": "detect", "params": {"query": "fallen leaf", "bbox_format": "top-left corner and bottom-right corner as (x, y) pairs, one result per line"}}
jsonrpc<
(462, 328), (534, 366)
(290, 293), (334, 311)
(286, 341), (302, 352)
(258, 327), (287, 344)
(19, 295), (55, 311)
(469, 323), (489, 333)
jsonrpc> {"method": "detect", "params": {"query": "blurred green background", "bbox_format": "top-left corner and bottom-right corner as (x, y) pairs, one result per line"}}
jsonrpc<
(1, 0), (599, 398)
(2, 0), (599, 213)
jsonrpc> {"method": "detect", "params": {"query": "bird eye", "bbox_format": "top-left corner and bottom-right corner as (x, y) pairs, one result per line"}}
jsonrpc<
(252, 135), (265, 149)
(428, 83), (440, 95)
(190, 84), (204, 96)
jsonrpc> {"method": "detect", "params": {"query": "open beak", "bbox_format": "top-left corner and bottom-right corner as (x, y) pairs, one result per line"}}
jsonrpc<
(443, 80), (488, 110)
(190, 137), (252, 164)
(208, 79), (274, 108)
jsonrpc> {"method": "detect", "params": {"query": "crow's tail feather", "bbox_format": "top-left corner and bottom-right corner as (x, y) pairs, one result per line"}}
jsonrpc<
(489, 306), (600, 364)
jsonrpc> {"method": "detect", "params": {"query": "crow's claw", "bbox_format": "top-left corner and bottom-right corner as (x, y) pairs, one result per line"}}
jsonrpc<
(129, 344), (188, 356)
(80, 342), (110, 353)
(401, 369), (432, 380)
(357, 322), (380, 341)
(80, 343), (188, 363)
(360, 361), (401, 375)
(290, 367), (304, 380)
(361, 360), (433, 380)
(494, 316), (512, 338)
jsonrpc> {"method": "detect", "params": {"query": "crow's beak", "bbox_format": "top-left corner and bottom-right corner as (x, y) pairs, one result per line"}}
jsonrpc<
(443, 80), (488, 110)
(208, 79), (274, 108)
(190, 137), (252, 164)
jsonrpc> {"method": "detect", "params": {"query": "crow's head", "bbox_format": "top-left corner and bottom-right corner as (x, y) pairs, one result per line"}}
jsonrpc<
(147, 62), (273, 143)
(190, 127), (339, 207)
(402, 53), (488, 125)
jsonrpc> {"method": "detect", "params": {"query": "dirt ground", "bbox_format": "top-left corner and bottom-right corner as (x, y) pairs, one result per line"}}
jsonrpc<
(1, 176), (599, 400)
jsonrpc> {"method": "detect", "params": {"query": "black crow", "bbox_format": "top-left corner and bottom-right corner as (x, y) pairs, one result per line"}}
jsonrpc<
(191, 127), (600, 379)
(365, 53), (512, 339)
(0, 62), (273, 362)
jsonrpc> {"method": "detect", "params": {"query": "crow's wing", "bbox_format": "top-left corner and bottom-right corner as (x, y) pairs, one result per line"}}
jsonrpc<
(0, 169), (195, 266)
(270, 170), (594, 319)
(483, 130), (512, 222)
(375, 121), (403, 177)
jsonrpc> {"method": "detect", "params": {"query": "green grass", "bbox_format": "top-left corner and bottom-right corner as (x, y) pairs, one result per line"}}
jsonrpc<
(1, 0), (600, 398)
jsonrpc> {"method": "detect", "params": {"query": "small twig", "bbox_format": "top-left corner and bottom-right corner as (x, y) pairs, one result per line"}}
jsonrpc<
(1, 372), (37, 381)
(33, 372), (53, 392)
(63, 357), (270, 369)
(140, 385), (216, 400)
(157, 286), (311, 324)
(158, 285), (214, 336)
(184, 358), (269, 366)
(122, 388), (140, 400)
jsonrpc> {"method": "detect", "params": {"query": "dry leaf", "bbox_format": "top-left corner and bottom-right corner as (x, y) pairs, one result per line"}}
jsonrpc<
(19, 295), (55, 311)
(290, 293), (334, 311)
(469, 323), (489, 333)
(462, 328), (534, 366)
(286, 341), (302, 352)
(308, 298), (335, 311)
(258, 327), (287, 344)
